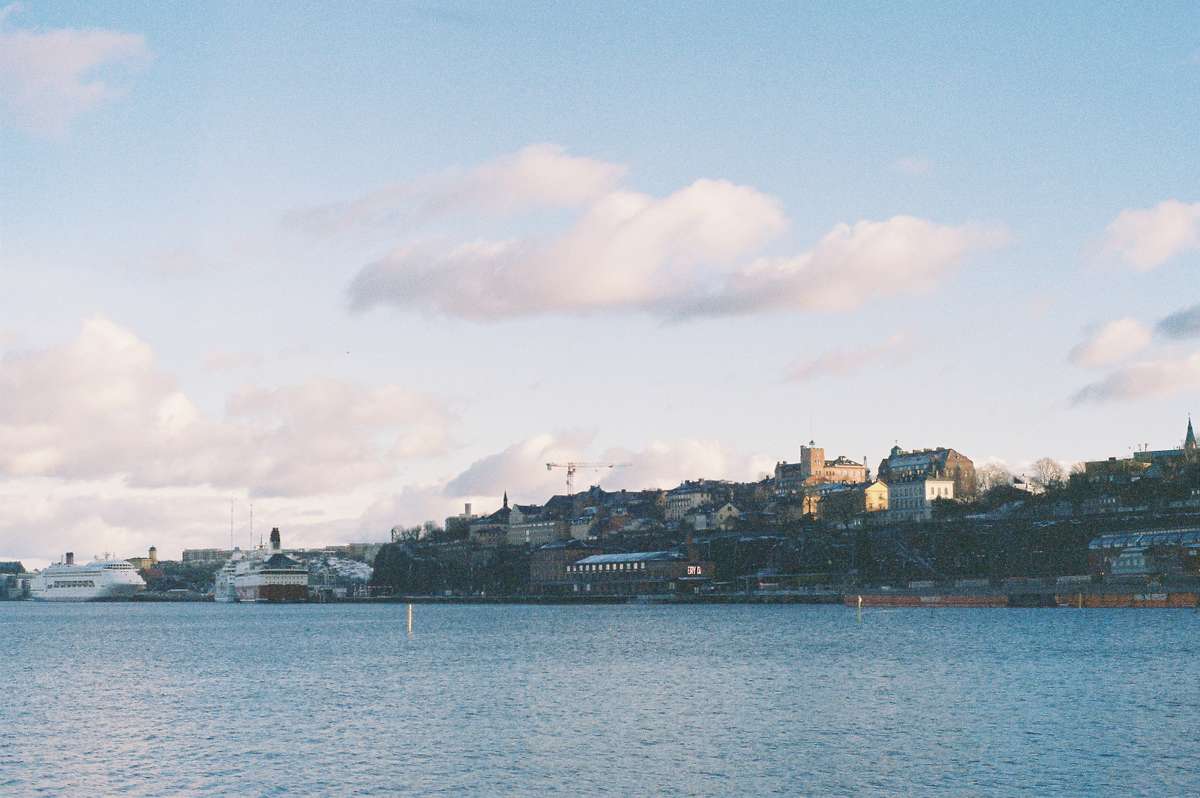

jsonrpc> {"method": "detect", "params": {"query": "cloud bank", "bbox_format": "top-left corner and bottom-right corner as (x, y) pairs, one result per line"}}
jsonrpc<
(335, 147), (1007, 321)
(0, 318), (453, 496)
(0, 3), (148, 135)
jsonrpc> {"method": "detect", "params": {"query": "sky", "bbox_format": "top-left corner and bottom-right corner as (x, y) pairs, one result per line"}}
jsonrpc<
(2, 1), (1199, 566)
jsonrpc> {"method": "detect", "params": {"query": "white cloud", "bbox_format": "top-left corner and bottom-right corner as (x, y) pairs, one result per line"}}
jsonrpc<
(1100, 199), (1200, 270)
(286, 143), (628, 235)
(1067, 317), (1152, 368)
(0, 318), (454, 496)
(440, 432), (771, 506)
(350, 178), (789, 319)
(683, 216), (1009, 318)
(1071, 351), (1200, 404)
(202, 350), (264, 372)
(787, 334), (909, 382)
(0, 3), (149, 135)
(892, 156), (932, 176)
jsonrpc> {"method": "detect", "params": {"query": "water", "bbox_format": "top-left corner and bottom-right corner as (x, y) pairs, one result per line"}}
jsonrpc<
(1, 603), (1197, 796)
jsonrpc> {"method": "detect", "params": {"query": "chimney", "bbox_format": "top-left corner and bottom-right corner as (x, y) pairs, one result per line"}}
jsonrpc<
(269, 527), (281, 551)
(464, 502), (472, 517)
(65, 552), (75, 566)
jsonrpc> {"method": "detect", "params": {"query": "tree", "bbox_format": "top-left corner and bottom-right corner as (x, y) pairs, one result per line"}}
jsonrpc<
(1030, 457), (1066, 492)
(977, 463), (1015, 493)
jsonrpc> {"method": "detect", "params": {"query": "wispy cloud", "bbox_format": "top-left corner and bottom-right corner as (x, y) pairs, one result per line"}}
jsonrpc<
(1071, 351), (1200, 404)
(1156, 303), (1200, 340)
(0, 3), (149, 135)
(1099, 199), (1200, 270)
(285, 143), (627, 236)
(787, 334), (909, 382)
(1067, 318), (1152, 368)
(892, 156), (932, 176)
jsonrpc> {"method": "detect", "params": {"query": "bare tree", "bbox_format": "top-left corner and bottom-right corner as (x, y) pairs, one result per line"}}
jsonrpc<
(1030, 457), (1066, 492)
(977, 463), (1015, 493)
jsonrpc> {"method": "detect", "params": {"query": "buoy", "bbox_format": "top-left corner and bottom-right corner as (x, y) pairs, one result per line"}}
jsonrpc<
(856, 594), (863, 623)
(407, 602), (414, 637)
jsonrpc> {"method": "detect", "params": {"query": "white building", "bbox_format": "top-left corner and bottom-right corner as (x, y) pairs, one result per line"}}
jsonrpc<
(666, 484), (712, 521)
(887, 477), (954, 522)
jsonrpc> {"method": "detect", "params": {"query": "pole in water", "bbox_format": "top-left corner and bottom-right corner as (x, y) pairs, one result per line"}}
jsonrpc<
(856, 594), (863, 623)
(407, 603), (414, 637)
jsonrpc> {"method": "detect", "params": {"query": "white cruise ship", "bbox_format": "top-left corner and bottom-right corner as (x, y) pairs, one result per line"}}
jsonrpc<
(30, 552), (146, 601)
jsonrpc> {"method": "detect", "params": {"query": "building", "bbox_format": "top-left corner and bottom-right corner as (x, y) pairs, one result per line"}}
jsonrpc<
(666, 482), (712, 521)
(469, 493), (512, 546)
(445, 503), (477, 538)
(887, 477), (954, 522)
(1087, 528), (1200, 577)
(507, 516), (567, 547)
(564, 548), (714, 595)
(127, 546), (158, 571)
(775, 442), (867, 496)
(1, 562), (28, 600)
(529, 539), (598, 594)
(817, 481), (889, 522)
(877, 445), (976, 499)
(181, 548), (234, 565)
(1081, 418), (1199, 484)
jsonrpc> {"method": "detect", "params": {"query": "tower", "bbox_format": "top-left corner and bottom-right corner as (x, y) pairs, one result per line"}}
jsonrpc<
(799, 441), (825, 479)
(503, 491), (509, 509)
(1186, 415), (1197, 452)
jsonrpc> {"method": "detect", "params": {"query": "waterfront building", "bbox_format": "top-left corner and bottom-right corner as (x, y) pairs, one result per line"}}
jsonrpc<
(564, 533), (713, 595)
(181, 547), (234, 565)
(1087, 528), (1200, 577)
(886, 477), (954, 522)
(877, 445), (976, 498)
(529, 539), (598, 594)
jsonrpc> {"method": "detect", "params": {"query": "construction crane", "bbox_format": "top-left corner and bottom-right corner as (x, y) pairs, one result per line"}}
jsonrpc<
(545, 461), (630, 495)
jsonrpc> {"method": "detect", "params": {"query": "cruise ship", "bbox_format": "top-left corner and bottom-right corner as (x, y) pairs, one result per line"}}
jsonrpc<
(213, 528), (309, 603)
(30, 552), (146, 601)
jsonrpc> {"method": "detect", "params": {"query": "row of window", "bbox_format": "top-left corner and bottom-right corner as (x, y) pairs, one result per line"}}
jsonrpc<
(50, 580), (95, 588)
(567, 562), (647, 573)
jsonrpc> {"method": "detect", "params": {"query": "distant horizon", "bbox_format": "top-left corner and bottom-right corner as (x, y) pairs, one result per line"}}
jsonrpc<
(3, 2), (1199, 566)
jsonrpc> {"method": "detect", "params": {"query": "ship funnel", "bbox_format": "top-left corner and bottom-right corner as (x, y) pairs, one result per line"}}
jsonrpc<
(65, 552), (75, 566)
(270, 527), (281, 551)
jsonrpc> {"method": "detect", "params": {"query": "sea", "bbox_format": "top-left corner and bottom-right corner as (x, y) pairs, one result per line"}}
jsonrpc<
(1, 602), (1198, 796)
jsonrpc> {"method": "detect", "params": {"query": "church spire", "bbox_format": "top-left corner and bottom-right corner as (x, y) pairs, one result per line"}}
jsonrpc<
(503, 491), (508, 509)
(1186, 415), (1197, 451)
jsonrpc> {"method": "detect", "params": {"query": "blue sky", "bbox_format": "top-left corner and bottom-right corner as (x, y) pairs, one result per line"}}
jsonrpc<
(2, 1), (1198, 563)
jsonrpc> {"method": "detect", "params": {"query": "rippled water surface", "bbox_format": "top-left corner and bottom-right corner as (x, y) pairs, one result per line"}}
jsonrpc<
(2, 603), (1198, 796)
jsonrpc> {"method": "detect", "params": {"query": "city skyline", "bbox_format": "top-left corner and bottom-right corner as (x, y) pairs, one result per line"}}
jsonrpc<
(3, 2), (1199, 564)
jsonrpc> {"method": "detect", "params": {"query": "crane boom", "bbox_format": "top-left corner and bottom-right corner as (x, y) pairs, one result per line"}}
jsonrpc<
(545, 461), (630, 495)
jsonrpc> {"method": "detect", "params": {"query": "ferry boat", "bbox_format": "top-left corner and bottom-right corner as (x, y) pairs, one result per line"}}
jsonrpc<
(30, 552), (146, 601)
(214, 528), (309, 603)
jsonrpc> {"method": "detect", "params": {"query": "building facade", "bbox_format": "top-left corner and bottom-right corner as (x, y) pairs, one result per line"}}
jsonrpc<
(887, 477), (954, 522)
(775, 442), (867, 496)
(529, 539), (598, 594)
(877, 445), (976, 499)
(564, 550), (714, 595)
